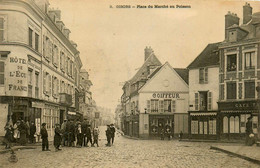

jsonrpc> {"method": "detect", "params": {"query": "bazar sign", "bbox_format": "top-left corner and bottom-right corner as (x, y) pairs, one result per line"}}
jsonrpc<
(152, 93), (180, 99)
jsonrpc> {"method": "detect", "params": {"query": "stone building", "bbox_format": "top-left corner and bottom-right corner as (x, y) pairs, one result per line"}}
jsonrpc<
(121, 47), (189, 139)
(218, 3), (260, 140)
(0, 0), (82, 137)
(187, 43), (220, 140)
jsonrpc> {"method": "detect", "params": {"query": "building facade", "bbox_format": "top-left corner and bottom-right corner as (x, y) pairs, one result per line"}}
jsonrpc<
(0, 0), (82, 137)
(218, 3), (260, 140)
(188, 43), (220, 140)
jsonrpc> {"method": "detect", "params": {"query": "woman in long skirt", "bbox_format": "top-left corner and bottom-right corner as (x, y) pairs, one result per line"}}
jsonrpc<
(54, 124), (62, 151)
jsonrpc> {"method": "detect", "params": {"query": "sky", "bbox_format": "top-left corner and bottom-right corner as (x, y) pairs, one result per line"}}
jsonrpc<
(49, 0), (260, 112)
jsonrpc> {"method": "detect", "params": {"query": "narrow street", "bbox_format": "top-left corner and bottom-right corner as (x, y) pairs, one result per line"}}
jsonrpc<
(0, 126), (258, 168)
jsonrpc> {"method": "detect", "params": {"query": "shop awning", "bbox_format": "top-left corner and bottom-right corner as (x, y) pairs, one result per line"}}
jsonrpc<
(221, 110), (258, 113)
(190, 112), (217, 116)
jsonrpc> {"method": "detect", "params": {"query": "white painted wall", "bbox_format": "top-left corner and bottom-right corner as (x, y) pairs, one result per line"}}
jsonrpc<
(189, 67), (219, 111)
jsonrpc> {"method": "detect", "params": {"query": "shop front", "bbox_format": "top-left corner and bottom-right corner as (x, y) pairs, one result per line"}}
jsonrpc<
(149, 114), (174, 138)
(218, 100), (259, 140)
(189, 112), (218, 140)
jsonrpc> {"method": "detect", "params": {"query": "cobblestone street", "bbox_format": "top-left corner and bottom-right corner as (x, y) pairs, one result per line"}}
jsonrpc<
(0, 127), (257, 168)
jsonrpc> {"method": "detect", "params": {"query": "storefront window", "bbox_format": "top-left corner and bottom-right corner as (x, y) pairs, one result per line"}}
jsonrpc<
(223, 117), (228, 133)
(204, 121), (208, 134)
(199, 121), (203, 134)
(191, 120), (198, 134)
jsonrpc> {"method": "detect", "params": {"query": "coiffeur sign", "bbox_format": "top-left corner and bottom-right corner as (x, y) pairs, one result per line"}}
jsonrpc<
(6, 56), (28, 96)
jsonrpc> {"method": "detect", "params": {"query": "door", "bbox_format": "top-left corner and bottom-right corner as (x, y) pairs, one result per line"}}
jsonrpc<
(12, 112), (24, 124)
(158, 118), (165, 136)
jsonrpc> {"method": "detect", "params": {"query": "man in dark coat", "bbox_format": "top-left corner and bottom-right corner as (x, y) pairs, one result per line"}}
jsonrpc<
(110, 124), (116, 145)
(106, 125), (112, 147)
(246, 116), (253, 145)
(81, 120), (88, 146)
(54, 124), (62, 151)
(86, 124), (93, 147)
(40, 123), (50, 151)
(29, 122), (36, 143)
(68, 120), (75, 147)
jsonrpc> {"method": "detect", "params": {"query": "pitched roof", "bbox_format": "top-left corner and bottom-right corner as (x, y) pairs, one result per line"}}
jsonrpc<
(129, 53), (162, 83)
(187, 43), (220, 69)
(174, 68), (189, 84)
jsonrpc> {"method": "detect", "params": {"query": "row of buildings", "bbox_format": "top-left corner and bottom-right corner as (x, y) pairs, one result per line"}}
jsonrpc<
(116, 3), (260, 140)
(0, 0), (97, 138)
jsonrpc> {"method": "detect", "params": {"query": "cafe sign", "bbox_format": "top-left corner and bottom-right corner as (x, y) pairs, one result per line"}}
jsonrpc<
(218, 101), (258, 110)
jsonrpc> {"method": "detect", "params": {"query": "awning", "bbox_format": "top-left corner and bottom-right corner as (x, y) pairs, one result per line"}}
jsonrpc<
(68, 111), (76, 115)
(221, 110), (258, 113)
(190, 112), (217, 116)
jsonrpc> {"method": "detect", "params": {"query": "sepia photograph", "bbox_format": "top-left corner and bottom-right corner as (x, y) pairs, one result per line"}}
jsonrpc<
(0, 0), (260, 167)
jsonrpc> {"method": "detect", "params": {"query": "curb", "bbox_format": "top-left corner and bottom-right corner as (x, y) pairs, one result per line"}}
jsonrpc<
(0, 146), (37, 154)
(210, 146), (260, 165)
(180, 139), (244, 144)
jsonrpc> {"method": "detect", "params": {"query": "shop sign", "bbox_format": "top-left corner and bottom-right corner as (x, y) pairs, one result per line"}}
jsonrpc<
(68, 111), (76, 115)
(95, 112), (100, 118)
(6, 56), (28, 96)
(219, 101), (258, 110)
(32, 102), (45, 108)
(152, 93), (180, 99)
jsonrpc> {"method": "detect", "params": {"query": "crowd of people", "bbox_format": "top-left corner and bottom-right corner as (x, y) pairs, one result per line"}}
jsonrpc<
(3, 119), (36, 149)
(3, 118), (116, 151)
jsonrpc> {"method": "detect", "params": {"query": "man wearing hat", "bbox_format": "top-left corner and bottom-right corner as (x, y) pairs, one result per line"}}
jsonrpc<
(61, 119), (67, 146)
(246, 116), (253, 145)
(40, 123), (50, 151)
(106, 125), (112, 147)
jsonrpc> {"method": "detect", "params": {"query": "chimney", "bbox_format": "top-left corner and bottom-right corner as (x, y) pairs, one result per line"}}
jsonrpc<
(225, 11), (240, 39)
(63, 28), (71, 39)
(144, 46), (153, 61)
(49, 9), (61, 20)
(70, 40), (77, 48)
(243, 2), (252, 24)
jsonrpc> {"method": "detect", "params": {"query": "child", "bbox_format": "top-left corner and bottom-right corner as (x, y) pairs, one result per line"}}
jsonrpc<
(93, 126), (99, 147)
(40, 123), (50, 151)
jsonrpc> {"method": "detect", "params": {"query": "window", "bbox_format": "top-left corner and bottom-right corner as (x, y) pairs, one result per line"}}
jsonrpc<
(245, 81), (255, 99)
(60, 52), (64, 71)
(35, 72), (39, 98)
(227, 54), (237, 71)
(151, 100), (159, 112)
(29, 28), (33, 47)
(0, 17), (5, 42)
(199, 92), (207, 111)
(227, 82), (236, 99)
(164, 100), (171, 112)
(35, 33), (39, 52)
(28, 69), (33, 85)
(199, 68), (208, 84)
(0, 61), (4, 84)
(52, 45), (58, 67)
(43, 71), (51, 96)
(245, 52), (255, 70)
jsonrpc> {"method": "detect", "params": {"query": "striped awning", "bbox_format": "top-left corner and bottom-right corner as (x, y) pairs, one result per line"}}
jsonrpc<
(190, 112), (217, 116)
(221, 110), (258, 113)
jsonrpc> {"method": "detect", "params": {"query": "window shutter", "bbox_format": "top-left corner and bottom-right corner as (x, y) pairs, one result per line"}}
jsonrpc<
(204, 68), (208, 83)
(57, 79), (59, 96)
(0, 17), (5, 42)
(171, 100), (176, 113)
(43, 71), (46, 93)
(147, 100), (151, 113)
(159, 100), (164, 113)
(48, 74), (51, 95)
(195, 93), (199, 110)
(208, 92), (212, 110)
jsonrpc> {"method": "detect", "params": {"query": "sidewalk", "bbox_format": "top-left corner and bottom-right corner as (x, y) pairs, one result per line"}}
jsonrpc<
(210, 145), (260, 165)
(0, 143), (40, 154)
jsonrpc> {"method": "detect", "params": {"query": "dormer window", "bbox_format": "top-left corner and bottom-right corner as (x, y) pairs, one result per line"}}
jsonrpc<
(228, 30), (237, 42)
(227, 54), (237, 72)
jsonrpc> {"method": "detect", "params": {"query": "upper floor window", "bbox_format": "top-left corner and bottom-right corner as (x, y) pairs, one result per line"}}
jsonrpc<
(28, 69), (33, 85)
(227, 54), (237, 72)
(195, 91), (212, 111)
(227, 82), (236, 99)
(35, 33), (39, 52)
(0, 61), (4, 85)
(29, 28), (33, 47)
(199, 68), (208, 84)
(245, 81), (255, 99)
(147, 99), (176, 113)
(0, 17), (5, 42)
(245, 52), (255, 70)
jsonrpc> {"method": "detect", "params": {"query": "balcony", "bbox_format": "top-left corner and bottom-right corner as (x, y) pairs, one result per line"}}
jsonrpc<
(59, 93), (72, 106)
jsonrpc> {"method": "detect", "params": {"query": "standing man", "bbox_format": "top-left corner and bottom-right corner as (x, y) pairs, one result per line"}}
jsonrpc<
(81, 119), (87, 147)
(110, 124), (116, 145)
(61, 119), (67, 146)
(86, 124), (93, 147)
(93, 126), (100, 147)
(40, 123), (50, 151)
(106, 125), (112, 147)
(29, 122), (36, 143)
(246, 116), (253, 145)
